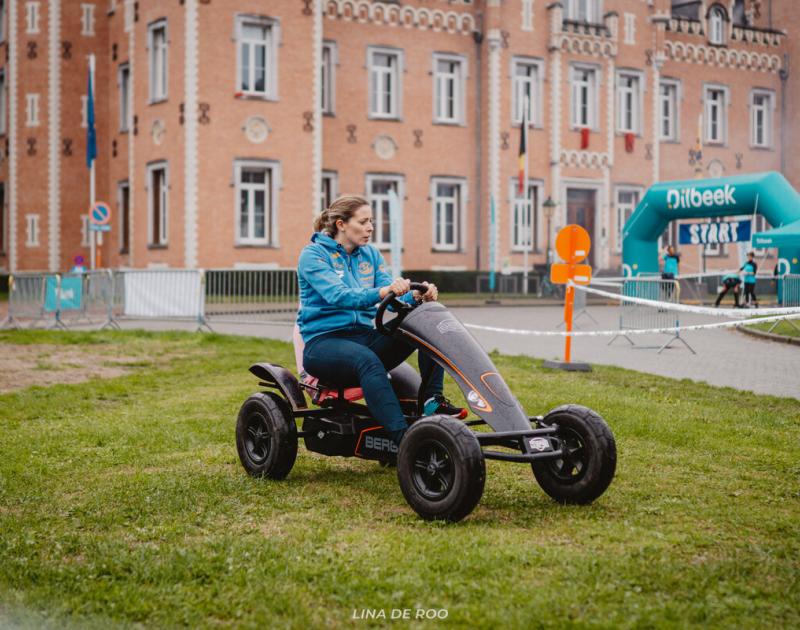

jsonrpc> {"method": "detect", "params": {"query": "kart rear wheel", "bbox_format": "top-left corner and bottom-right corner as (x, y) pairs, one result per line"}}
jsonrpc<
(236, 392), (298, 480)
(531, 404), (616, 504)
(397, 415), (485, 522)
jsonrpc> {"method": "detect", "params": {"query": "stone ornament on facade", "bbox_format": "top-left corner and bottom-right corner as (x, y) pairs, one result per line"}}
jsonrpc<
(372, 134), (397, 160)
(708, 159), (725, 179)
(243, 116), (270, 144)
(325, 0), (476, 36)
(665, 41), (781, 73)
(560, 149), (610, 170)
(151, 119), (166, 146)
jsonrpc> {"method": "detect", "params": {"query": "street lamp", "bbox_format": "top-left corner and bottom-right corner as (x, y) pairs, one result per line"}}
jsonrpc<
(543, 196), (557, 279)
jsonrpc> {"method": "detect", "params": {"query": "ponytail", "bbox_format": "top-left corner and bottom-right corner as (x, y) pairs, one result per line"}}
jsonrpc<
(314, 195), (369, 236)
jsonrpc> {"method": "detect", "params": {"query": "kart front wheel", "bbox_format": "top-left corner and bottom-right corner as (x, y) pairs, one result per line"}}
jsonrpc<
(236, 392), (297, 480)
(531, 404), (616, 504)
(397, 415), (485, 522)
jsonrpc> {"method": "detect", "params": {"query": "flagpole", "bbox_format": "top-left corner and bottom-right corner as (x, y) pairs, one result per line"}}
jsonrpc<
(89, 54), (97, 270)
(522, 94), (530, 295)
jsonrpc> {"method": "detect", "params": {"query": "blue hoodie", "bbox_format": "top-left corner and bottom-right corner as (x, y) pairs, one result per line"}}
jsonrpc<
(296, 232), (413, 342)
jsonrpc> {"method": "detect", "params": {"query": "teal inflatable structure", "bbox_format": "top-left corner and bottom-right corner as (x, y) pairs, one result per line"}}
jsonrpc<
(622, 171), (800, 276)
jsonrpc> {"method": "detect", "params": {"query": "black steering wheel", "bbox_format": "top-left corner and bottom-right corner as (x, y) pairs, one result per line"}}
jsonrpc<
(375, 282), (431, 335)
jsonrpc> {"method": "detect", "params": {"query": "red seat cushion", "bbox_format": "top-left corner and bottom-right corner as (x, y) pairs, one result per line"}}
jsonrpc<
(301, 373), (364, 403)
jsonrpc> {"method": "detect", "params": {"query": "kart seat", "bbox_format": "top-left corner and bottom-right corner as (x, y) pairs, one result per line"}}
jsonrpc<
(293, 325), (364, 404)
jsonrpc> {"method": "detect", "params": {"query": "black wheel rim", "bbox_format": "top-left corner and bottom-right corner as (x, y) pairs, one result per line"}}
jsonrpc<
(548, 427), (589, 483)
(411, 439), (454, 501)
(243, 411), (272, 465)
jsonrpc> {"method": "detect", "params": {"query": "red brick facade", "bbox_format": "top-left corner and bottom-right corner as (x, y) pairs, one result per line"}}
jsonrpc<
(0, 0), (794, 276)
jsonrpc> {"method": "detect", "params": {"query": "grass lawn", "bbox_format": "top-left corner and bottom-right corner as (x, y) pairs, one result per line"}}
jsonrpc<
(1, 330), (798, 629)
(746, 319), (800, 339)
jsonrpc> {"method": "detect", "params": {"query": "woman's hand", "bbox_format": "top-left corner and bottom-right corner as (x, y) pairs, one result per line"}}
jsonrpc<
(414, 282), (438, 302)
(379, 277), (411, 299)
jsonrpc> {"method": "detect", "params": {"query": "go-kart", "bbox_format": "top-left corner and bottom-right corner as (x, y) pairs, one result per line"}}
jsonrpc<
(236, 283), (617, 522)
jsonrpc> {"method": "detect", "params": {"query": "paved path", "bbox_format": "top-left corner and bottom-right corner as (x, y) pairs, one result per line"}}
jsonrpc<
(94, 304), (800, 401)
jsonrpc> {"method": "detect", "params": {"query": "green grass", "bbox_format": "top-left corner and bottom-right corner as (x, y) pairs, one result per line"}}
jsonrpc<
(746, 319), (800, 338)
(1, 330), (799, 629)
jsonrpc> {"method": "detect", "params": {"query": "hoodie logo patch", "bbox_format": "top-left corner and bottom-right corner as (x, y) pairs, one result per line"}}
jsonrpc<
(359, 262), (373, 275)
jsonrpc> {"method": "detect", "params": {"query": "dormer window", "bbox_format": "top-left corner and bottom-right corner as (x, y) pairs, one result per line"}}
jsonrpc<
(566, 0), (600, 23)
(708, 5), (727, 45)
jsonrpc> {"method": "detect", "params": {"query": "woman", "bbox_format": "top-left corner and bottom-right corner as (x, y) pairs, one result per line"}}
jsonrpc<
(297, 195), (466, 446)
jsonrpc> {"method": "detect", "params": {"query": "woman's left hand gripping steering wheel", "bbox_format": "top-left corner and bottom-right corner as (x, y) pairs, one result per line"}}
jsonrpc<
(413, 282), (438, 303)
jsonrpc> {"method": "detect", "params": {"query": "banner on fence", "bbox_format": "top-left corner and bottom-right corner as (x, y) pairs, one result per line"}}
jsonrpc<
(44, 276), (83, 312)
(123, 271), (204, 318)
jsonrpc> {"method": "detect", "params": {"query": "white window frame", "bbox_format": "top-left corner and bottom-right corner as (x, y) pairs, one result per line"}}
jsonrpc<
(366, 174), (404, 248)
(25, 1), (40, 34)
(320, 170), (338, 213)
(321, 41), (336, 114)
(570, 63), (599, 130)
(26, 93), (40, 127)
(614, 186), (643, 253)
(708, 5), (726, 45)
(616, 70), (643, 134)
(368, 47), (403, 120)
(146, 162), (169, 246)
(432, 53), (466, 125)
(750, 89), (774, 149)
(118, 63), (130, 132)
(147, 20), (168, 103)
(81, 215), (90, 247)
(118, 180), (130, 252)
(0, 70), (6, 135)
(511, 57), (544, 127)
(81, 3), (96, 36)
(509, 178), (542, 253)
(25, 214), (40, 247)
(703, 84), (729, 145)
(234, 159), (279, 246)
(521, 0), (534, 32)
(431, 177), (466, 252)
(236, 14), (279, 100)
(659, 78), (680, 142)
(623, 13), (635, 45)
(565, 0), (600, 22)
(0, 0), (6, 44)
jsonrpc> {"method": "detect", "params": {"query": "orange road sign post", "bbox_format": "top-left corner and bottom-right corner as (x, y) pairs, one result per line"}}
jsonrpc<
(542, 224), (593, 372)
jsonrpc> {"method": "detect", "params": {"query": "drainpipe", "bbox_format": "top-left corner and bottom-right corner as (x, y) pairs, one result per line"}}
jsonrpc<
(473, 19), (484, 271)
(779, 54), (788, 177)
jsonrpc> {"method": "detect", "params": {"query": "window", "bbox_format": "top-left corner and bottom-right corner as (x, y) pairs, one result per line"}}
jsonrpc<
(708, 5), (726, 45)
(81, 4), (96, 36)
(321, 41), (336, 114)
(510, 179), (540, 252)
(320, 171), (338, 213)
(521, 0), (533, 31)
(704, 85), (728, 144)
(615, 188), (641, 253)
(616, 71), (642, 134)
(570, 64), (598, 129)
(147, 163), (168, 246)
(81, 215), (90, 247)
(367, 175), (403, 247)
(148, 20), (168, 102)
(25, 214), (40, 247)
(433, 54), (465, 124)
(659, 80), (679, 141)
(26, 94), (40, 127)
(750, 90), (774, 148)
(118, 64), (130, 132)
(566, 0), (598, 22)
(368, 48), (402, 119)
(118, 181), (130, 253)
(512, 57), (543, 126)
(25, 1), (39, 34)
(0, 0), (6, 44)
(0, 71), (6, 135)
(624, 13), (635, 44)
(237, 16), (278, 99)
(235, 160), (278, 245)
(432, 178), (465, 251)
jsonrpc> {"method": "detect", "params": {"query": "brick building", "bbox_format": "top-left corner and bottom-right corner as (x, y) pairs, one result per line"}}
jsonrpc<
(0, 0), (794, 277)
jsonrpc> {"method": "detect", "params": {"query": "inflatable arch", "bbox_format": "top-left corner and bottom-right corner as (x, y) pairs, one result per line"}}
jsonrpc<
(622, 171), (800, 276)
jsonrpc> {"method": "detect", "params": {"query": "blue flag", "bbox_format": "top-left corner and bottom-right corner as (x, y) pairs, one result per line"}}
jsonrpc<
(86, 70), (97, 168)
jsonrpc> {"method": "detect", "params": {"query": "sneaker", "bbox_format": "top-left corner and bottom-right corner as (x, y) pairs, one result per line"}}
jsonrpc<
(422, 394), (468, 420)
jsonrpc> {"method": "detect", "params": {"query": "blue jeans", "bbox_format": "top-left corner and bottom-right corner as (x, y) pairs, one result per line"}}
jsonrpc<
(303, 327), (444, 433)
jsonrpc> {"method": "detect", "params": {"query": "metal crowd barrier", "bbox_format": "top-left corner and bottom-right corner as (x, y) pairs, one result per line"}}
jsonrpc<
(1, 271), (117, 330)
(557, 287), (597, 329)
(204, 268), (298, 326)
(769, 274), (800, 333)
(609, 277), (695, 353)
(113, 269), (209, 330)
